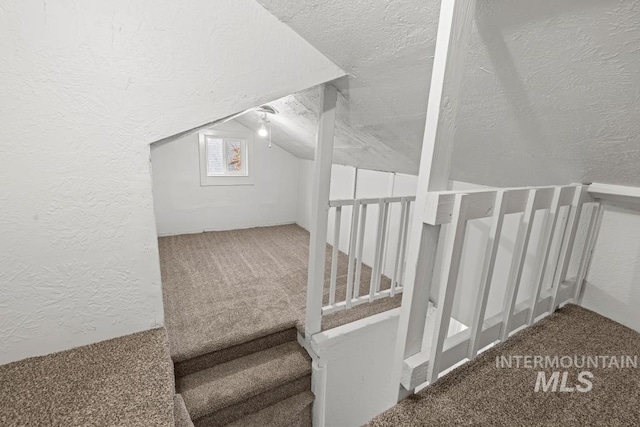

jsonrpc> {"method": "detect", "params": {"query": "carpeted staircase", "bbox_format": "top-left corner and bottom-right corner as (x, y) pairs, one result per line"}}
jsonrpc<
(174, 326), (313, 427)
(159, 225), (405, 426)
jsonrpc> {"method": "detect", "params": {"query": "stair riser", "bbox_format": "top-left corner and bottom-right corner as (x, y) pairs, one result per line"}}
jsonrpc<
(175, 328), (298, 378)
(193, 375), (311, 427)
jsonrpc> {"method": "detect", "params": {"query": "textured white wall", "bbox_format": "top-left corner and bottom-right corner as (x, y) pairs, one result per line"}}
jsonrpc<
(0, 0), (344, 364)
(151, 120), (300, 235)
(582, 204), (640, 332)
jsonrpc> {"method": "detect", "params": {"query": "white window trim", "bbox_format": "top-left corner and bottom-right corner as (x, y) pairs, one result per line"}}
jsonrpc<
(199, 129), (255, 186)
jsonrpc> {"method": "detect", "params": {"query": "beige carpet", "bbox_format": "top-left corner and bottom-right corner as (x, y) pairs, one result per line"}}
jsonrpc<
(159, 224), (401, 363)
(367, 305), (640, 426)
(0, 328), (174, 427)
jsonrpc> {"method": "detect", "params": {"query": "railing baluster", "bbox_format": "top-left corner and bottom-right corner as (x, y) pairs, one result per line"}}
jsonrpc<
(355, 204), (368, 301)
(500, 189), (537, 341)
(397, 200), (412, 289)
(573, 203), (603, 302)
(468, 190), (505, 358)
(375, 201), (390, 293)
(550, 186), (585, 310)
(556, 186), (586, 285)
(345, 201), (360, 308)
(391, 198), (408, 296)
(527, 188), (562, 325)
(370, 200), (386, 296)
(427, 194), (469, 384)
(329, 206), (342, 305)
(546, 206), (570, 306)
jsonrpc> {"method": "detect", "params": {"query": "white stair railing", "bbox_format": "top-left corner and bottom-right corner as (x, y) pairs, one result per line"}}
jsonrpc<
(320, 196), (415, 316)
(401, 183), (602, 389)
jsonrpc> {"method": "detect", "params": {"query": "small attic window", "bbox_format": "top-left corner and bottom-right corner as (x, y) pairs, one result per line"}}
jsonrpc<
(199, 129), (254, 186)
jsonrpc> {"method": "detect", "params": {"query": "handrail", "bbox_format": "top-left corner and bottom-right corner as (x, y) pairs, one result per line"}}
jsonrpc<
(330, 196), (416, 207)
(588, 183), (640, 207)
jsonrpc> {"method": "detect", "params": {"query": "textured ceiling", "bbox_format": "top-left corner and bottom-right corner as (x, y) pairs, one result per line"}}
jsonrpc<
(255, 0), (640, 187)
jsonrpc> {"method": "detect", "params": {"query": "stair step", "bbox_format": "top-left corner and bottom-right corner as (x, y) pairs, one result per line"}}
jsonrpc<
(226, 391), (314, 427)
(174, 394), (195, 427)
(177, 341), (311, 422)
(193, 375), (311, 427)
(174, 327), (297, 378)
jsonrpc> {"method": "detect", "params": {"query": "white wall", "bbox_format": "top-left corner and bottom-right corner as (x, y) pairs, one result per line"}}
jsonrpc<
(0, 0), (344, 364)
(151, 120), (299, 235)
(581, 203), (640, 332)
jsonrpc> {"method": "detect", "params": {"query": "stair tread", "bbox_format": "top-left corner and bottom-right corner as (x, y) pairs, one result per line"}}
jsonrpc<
(177, 341), (311, 420)
(226, 391), (314, 427)
(174, 327), (298, 378)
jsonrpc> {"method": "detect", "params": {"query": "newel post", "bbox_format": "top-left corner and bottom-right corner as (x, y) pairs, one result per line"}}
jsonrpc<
(391, 0), (476, 398)
(305, 83), (338, 338)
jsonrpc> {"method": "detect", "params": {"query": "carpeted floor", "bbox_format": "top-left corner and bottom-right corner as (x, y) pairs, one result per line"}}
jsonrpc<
(159, 224), (401, 363)
(367, 304), (640, 426)
(0, 328), (174, 427)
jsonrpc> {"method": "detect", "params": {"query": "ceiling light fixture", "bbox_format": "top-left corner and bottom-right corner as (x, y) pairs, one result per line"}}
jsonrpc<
(258, 115), (269, 138)
(255, 105), (277, 149)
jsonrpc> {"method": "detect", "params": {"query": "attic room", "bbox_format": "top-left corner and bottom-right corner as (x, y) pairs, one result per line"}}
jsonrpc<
(1, 1), (639, 427)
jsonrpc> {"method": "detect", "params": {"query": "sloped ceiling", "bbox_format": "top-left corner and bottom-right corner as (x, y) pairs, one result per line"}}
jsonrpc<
(235, 84), (417, 172)
(255, 0), (640, 187)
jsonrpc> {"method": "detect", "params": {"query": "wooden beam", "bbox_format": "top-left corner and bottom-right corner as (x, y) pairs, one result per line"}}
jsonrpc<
(305, 84), (338, 337)
(392, 0), (477, 399)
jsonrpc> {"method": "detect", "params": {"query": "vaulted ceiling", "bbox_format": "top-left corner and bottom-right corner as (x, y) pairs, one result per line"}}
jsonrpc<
(250, 0), (640, 187)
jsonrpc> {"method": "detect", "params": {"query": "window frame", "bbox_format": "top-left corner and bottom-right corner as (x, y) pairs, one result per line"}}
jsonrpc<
(198, 129), (255, 186)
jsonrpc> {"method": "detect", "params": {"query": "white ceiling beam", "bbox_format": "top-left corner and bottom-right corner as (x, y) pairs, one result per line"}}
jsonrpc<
(392, 0), (477, 398)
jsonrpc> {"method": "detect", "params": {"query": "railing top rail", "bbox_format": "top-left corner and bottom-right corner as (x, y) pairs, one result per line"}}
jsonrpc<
(427, 183), (581, 197)
(329, 196), (416, 207)
(424, 184), (587, 226)
(588, 183), (640, 208)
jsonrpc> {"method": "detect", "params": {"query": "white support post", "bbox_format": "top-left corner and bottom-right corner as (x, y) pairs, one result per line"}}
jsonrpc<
(305, 84), (338, 338)
(392, 0), (477, 398)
